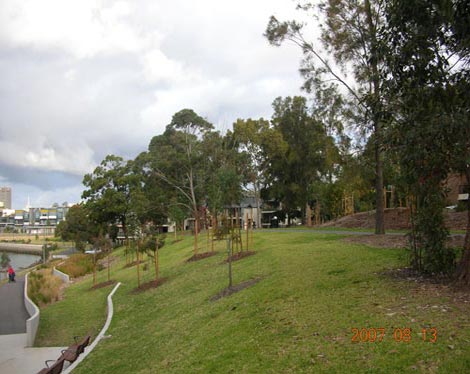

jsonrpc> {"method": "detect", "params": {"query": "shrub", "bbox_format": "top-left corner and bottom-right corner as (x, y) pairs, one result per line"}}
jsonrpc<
(56, 254), (95, 278)
(28, 269), (63, 307)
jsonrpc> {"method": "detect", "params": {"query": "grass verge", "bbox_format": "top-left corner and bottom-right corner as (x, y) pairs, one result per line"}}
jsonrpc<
(37, 231), (470, 373)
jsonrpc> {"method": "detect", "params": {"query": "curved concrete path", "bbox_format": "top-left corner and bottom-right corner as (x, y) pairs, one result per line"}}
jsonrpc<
(0, 276), (29, 334)
(0, 277), (65, 373)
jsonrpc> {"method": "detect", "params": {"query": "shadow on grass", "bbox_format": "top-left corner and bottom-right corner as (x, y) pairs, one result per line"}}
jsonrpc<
(186, 251), (218, 262)
(210, 277), (262, 302)
(90, 279), (117, 290)
(130, 277), (168, 295)
(224, 251), (256, 263)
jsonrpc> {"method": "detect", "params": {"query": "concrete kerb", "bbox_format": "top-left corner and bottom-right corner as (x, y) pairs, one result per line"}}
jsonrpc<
(24, 272), (40, 347)
(62, 282), (121, 374)
(53, 267), (70, 283)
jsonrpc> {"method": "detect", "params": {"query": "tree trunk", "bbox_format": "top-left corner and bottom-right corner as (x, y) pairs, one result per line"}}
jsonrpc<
(455, 168), (470, 285)
(375, 138), (385, 234)
(136, 243), (141, 288)
(306, 202), (312, 227)
(154, 239), (159, 285)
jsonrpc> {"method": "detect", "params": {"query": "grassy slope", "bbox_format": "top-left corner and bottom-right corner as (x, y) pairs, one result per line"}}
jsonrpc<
(38, 231), (470, 373)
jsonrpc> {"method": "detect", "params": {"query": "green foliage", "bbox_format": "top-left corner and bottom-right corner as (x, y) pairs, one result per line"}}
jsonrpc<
(384, 0), (469, 275)
(56, 254), (95, 278)
(0, 252), (10, 269)
(56, 204), (97, 251)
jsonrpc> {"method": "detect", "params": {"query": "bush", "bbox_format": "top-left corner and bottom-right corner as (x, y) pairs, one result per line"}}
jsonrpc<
(56, 254), (95, 278)
(28, 269), (63, 307)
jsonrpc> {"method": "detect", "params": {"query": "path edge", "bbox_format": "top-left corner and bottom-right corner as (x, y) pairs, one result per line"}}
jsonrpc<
(24, 272), (40, 347)
(62, 282), (121, 374)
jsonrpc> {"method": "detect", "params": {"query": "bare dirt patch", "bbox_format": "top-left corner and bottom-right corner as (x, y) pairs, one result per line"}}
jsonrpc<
(224, 251), (256, 263)
(90, 279), (116, 290)
(130, 277), (168, 295)
(320, 208), (468, 231)
(343, 234), (465, 249)
(186, 251), (218, 262)
(383, 267), (470, 310)
(210, 277), (262, 301)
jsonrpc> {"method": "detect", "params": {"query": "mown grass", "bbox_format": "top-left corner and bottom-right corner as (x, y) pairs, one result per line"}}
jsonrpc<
(37, 231), (470, 373)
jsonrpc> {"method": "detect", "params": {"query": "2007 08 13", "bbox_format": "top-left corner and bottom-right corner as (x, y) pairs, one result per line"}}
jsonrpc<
(351, 327), (437, 343)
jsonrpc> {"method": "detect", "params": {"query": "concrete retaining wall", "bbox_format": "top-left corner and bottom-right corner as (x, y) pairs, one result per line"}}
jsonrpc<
(0, 242), (42, 254)
(53, 267), (70, 283)
(24, 272), (40, 347)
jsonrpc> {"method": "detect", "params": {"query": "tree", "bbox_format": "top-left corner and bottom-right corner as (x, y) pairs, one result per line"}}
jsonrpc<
(265, 0), (389, 234)
(147, 109), (213, 257)
(82, 155), (140, 241)
(232, 118), (271, 228)
(263, 96), (334, 224)
(383, 0), (470, 275)
(55, 204), (96, 251)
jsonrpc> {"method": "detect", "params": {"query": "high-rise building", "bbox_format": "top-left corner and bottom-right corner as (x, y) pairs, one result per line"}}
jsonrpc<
(0, 187), (12, 209)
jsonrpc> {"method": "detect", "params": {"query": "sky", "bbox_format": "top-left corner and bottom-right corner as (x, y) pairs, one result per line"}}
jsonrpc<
(0, 0), (307, 210)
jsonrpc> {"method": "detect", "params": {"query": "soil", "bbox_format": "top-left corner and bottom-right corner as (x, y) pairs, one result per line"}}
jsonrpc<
(320, 208), (468, 231)
(90, 279), (116, 290)
(344, 234), (465, 249)
(123, 260), (140, 269)
(383, 267), (470, 307)
(130, 277), (167, 294)
(210, 277), (262, 301)
(186, 251), (218, 262)
(225, 251), (256, 263)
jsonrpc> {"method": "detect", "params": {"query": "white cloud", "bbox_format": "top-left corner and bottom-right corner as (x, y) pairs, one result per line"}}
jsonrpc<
(0, 0), (307, 207)
(0, 0), (144, 58)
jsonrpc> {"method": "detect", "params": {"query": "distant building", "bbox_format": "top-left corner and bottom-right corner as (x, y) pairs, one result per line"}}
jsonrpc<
(0, 187), (12, 209)
(0, 205), (71, 235)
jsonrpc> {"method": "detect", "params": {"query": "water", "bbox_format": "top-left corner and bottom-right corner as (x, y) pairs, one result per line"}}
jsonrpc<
(0, 252), (40, 281)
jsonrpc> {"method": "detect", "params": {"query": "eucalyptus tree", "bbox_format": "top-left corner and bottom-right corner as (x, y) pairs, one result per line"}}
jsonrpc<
(147, 109), (213, 256)
(232, 118), (271, 228)
(55, 204), (97, 251)
(266, 96), (336, 224)
(384, 0), (470, 276)
(82, 154), (140, 241)
(265, 0), (389, 234)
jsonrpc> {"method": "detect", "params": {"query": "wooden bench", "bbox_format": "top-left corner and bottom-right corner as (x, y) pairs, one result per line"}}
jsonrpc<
(36, 357), (65, 374)
(61, 335), (91, 363)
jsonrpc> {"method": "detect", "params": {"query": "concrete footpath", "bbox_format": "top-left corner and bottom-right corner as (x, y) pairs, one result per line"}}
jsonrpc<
(0, 277), (65, 373)
(0, 333), (65, 374)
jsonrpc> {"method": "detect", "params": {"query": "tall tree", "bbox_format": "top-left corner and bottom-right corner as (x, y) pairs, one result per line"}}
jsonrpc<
(264, 96), (334, 224)
(232, 118), (271, 228)
(384, 0), (470, 275)
(55, 204), (97, 251)
(147, 109), (213, 256)
(82, 155), (140, 240)
(265, 0), (388, 234)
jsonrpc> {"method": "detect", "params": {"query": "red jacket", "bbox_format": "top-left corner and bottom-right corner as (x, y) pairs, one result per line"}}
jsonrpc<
(8, 267), (14, 275)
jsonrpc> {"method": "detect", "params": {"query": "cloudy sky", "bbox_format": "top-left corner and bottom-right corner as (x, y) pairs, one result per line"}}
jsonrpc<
(0, 0), (307, 209)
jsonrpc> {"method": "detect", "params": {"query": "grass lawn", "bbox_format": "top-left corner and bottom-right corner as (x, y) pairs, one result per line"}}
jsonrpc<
(37, 231), (470, 373)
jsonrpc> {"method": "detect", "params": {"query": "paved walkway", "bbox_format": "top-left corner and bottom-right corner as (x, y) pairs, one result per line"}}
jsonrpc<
(0, 276), (29, 334)
(0, 276), (65, 373)
(0, 333), (66, 374)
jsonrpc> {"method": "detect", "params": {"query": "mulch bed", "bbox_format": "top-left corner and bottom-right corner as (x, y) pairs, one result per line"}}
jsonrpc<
(210, 277), (262, 301)
(123, 260), (140, 269)
(382, 267), (470, 307)
(130, 277), (168, 295)
(343, 234), (465, 249)
(186, 251), (218, 262)
(90, 280), (117, 290)
(224, 251), (256, 263)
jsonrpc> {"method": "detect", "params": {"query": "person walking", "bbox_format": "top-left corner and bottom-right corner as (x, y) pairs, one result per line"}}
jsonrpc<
(7, 265), (15, 282)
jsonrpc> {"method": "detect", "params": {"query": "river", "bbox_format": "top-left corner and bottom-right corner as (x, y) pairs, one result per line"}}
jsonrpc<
(0, 252), (41, 281)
